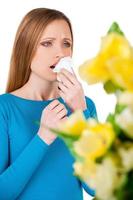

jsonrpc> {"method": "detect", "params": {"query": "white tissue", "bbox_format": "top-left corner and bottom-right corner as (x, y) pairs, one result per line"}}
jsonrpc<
(53, 56), (74, 73)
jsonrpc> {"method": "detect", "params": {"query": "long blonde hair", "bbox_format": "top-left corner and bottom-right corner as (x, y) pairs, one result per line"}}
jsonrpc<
(6, 8), (73, 93)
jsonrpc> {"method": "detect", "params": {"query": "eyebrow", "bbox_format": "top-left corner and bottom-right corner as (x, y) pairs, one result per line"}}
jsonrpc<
(41, 37), (72, 42)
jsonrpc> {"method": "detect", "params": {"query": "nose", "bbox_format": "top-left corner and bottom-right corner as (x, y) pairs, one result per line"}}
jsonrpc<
(55, 45), (65, 59)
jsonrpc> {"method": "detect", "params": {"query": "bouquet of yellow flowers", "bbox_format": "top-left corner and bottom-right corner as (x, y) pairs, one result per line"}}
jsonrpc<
(50, 22), (133, 200)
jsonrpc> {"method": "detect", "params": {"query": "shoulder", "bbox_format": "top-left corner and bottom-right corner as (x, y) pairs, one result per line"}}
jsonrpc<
(0, 94), (10, 121)
(0, 93), (8, 106)
(0, 93), (11, 106)
(0, 93), (12, 115)
(0, 93), (19, 123)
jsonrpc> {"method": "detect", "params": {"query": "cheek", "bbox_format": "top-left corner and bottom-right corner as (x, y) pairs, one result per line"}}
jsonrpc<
(30, 62), (51, 80)
(66, 49), (72, 57)
(30, 55), (52, 79)
(31, 51), (48, 71)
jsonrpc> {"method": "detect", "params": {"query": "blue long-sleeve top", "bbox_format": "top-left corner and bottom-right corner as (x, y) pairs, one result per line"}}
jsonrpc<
(0, 93), (97, 200)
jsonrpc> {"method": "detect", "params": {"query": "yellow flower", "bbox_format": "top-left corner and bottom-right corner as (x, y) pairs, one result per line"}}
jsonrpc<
(107, 58), (133, 91)
(57, 110), (88, 136)
(74, 120), (115, 160)
(118, 144), (133, 171)
(79, 33), (133, 86)
(95, 156), (125, 200)
(115, 108), (133, 139)
(79, 55), (110, 84)
(117, 91), (133, 109)
(73, 159), (96, 189)
(100, 33), (132, 59)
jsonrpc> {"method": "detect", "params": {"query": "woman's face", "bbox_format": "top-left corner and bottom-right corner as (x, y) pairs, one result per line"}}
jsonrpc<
(30, 19), (73, 82)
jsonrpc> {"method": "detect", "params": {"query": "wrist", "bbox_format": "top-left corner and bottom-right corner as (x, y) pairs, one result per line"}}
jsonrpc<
(37, 128), (53, 145)
(71, 103), (87, 112)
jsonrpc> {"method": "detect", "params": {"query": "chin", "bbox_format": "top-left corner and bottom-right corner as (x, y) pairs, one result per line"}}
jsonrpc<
(40, 71), (57, 82)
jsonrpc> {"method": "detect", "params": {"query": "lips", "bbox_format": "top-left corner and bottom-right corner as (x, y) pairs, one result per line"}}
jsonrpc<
(50, 60), (60, 69)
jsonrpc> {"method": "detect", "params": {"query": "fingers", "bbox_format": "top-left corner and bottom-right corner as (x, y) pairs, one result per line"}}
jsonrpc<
(47, 100), (60, 110)
(61, 116), (68, 121)
(56, 116), (68, 130)
(47, 99), (67, 114)
(45, 100), (68, 120)
(57, 73), (73, 88)
(58, 88), (66, 100)
(57, 108), (67, 119)
(60, 68), (78, 85)
(58, 82), (68, 93)
(54, 103), (65, 114)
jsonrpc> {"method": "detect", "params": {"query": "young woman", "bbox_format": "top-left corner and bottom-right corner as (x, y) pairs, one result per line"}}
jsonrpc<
(0, 8), (97, 199)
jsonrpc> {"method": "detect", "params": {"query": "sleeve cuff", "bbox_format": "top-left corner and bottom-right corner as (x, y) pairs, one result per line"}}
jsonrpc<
(35, 134), (50, 148)
(81, 181), (95, 197)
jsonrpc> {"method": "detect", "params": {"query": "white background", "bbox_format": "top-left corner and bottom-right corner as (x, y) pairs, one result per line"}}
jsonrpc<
(0, 1), (132, 199)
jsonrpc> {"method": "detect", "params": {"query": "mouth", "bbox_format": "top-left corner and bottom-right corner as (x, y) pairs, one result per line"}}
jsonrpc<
(50, 65), (56, 69)
(50, 60), (59, 71)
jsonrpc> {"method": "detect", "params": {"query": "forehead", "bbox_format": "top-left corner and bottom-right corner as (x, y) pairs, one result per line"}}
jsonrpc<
(40, 20), (72, 39)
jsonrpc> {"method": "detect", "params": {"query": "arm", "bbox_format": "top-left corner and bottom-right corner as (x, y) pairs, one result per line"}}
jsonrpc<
(0, 105), (49, 200)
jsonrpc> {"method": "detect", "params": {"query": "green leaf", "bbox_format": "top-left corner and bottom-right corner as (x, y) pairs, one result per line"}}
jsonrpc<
(104, 80), (124, 94)
(104, 80), (118, 94)
(50, 128), (79, 140)
(107, 22), (124, 36)
(106, 113), (121, 136)
(115, 170), (133, 200)
(34, 121), (79, 140)
(115, 104), (126, 114)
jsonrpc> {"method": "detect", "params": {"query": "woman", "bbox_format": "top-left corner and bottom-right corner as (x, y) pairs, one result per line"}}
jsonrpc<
(0, 8), (97, 199)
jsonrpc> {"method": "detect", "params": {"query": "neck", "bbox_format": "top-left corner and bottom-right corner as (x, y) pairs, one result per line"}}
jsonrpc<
(19, 72), (60, 101)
